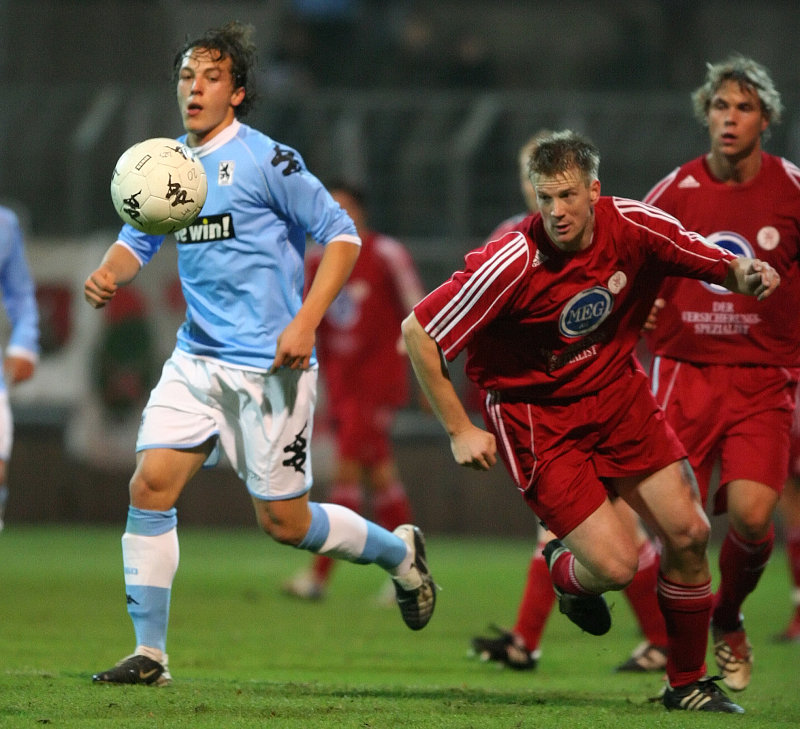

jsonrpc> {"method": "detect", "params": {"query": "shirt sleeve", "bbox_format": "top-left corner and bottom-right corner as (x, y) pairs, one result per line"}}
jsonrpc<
(117, 224), (165, 267)
(615, 198), (734, 283)
(262, 142), (359, 247)
(414, 231), (531, 361)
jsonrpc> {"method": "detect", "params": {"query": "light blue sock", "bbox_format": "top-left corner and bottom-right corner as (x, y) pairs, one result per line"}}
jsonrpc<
(122, 506), (179, 654)
(297, 502), (408, 571)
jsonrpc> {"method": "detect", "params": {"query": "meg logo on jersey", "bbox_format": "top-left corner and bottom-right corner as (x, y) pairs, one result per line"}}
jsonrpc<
(559, 287), (613, 337)
(174, 213), (236, 244)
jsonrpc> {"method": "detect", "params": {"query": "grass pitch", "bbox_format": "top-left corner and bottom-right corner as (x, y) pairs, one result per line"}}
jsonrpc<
(1, 525), (798, 728)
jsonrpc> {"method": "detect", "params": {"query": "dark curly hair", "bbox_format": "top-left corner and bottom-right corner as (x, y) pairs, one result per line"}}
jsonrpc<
(173, 21), (258, 118)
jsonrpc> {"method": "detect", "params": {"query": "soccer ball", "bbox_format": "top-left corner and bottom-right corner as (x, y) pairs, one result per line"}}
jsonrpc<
(110, 137), (208, 235)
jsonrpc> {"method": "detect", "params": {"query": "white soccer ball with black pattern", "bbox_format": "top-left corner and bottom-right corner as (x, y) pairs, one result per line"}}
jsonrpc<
(110, 137), (207, 235)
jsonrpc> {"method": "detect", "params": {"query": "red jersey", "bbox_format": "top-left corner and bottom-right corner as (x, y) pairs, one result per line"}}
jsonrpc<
(644, 153), (800, 366)
(414, 197), (734, 400)
(307, 230), (424, 406)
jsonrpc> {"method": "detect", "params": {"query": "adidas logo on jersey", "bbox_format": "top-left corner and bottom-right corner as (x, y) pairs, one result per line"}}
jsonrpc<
(677, 175), (701, 189)
(532, 249), (548, 268)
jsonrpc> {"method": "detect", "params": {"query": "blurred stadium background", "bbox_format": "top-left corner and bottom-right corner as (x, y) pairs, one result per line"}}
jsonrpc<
(1, 0), (798, 533)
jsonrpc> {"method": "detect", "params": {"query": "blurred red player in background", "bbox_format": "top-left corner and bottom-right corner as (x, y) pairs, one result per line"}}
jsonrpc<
(642, 55), (800, 692)
(284, 181), (426, 602)
(776, 385), (800, 642)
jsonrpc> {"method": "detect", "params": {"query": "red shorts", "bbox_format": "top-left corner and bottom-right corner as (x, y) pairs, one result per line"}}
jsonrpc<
(483, 363), (686, 537)
(328, 395), (395, 466)
(790, 382), (800, 478)
(791, 437), (800, 479)
(651, 358), (795, 512)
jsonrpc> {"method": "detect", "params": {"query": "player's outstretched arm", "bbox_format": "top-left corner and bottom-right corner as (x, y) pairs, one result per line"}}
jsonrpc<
(402, 312), (497, 471)
(83, 242), (142, 309)
(723, 257), (780, 301)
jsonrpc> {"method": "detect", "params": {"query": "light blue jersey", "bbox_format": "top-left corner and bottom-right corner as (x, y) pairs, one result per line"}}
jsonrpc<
(117, 120), (359, 370)
(0, 206), (40, 394)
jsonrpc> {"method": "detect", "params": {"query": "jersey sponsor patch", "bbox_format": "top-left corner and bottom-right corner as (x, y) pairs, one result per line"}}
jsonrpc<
(559, 286), (614, 337)
(174, 213), (236, 244)
(546, 330), (607, 373)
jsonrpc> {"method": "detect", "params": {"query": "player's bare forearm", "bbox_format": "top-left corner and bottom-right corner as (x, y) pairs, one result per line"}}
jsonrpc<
(271, 238), (360, 373)
(723, 257), (780, 300)
(83, 242), (141, 309)
(301, 239), (360, 327)
(401, 312), (497, 470)
(401, 313), (467, 432)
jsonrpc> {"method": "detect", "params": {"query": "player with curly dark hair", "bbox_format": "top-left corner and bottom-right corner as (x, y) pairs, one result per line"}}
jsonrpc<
(86, 20), (435, 687)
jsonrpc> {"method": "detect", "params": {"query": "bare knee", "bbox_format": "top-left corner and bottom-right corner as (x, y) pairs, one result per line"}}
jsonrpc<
(256, 516), (306, 545)
(728, 503), (775, 542)
(727, 480), (779, 541)
(128, 448), (206, 511)
(576, 546), (638, 592)
(730, 514), (770, 542)
(253, 499), (311, 546)
(598, 552), (638, 591)
(661, 512), (710, 573)
(129, 471), (172, 509)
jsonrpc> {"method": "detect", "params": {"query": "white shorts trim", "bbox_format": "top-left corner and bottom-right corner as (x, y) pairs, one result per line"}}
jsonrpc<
(137, 349), (316, 500)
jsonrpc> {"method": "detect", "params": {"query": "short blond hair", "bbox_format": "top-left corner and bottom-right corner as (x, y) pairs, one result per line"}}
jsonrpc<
(692, 55), (783, 136)
(518, 130), (553, 178)
(529, 130), (600, 184)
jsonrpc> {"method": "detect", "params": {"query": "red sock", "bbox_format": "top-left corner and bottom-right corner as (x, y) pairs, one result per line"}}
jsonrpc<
(657, 574), (711, 688)
(787, 526), (800, 620)
(374, 481), (413, 531)
(513, 548), (556, 651)
(548, 548), (596, 596)
(312, 482), (364, 582)
(712, 525), (775, 630)
(623, 539), (667, 647)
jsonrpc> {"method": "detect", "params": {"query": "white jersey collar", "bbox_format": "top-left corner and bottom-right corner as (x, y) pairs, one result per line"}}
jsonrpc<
(190, 119), (241, 158)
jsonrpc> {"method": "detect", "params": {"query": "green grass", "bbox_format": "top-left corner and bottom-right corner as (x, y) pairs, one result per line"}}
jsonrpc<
(1, 525), (799, 727)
